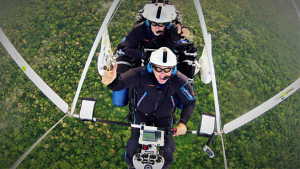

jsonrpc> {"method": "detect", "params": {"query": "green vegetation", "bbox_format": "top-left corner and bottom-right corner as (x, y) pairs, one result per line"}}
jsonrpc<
(0, 0), (299, 168)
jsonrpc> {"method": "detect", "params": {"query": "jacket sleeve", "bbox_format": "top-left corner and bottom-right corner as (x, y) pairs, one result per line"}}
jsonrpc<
(168, 25), (182, 51)
(107, 68), (141, 91)
(176, 77), (196, 125)
(123, 24), (144, 59)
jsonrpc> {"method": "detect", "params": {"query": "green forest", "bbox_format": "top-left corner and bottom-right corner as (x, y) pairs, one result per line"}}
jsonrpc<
(0, 0), (300, 168)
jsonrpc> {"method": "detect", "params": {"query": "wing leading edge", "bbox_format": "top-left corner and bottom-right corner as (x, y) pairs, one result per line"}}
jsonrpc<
(223, 77), (300, 134)
(0, 28), (69, 113)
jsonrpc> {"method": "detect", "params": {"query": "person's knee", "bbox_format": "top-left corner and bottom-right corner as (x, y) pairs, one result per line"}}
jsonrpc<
(161, 139), (175, 159)
(126, 138), (140, 156)
(162, 146), (175, 158)
(125, 138), (141, 167)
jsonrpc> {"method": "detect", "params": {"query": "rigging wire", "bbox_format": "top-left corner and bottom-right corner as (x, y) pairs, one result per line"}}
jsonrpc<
(107, 0), (124, 26)
(220, 133), (228, 169)
(291, 0), (300, 21)
(10, 114), (68, 169)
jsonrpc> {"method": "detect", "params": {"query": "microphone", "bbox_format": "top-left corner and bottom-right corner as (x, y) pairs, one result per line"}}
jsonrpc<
(162, 76), (171, 80)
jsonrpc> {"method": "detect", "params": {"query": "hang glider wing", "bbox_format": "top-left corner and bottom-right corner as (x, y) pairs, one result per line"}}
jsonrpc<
(223, 77), (300, 134)
(0, 28), (69, 113)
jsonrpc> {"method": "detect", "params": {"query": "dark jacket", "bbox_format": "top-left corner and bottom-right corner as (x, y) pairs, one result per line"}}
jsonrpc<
(108, 66), (195, 125)
(123, 23), (182, 60)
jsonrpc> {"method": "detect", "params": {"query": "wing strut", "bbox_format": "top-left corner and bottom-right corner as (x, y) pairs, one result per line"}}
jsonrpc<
(223, 77), (300, 134)
(70, 0), (121, 116)
(0, 28), (69, 113)
(193, 1), (227, 168)
(193, 0), (222, 135)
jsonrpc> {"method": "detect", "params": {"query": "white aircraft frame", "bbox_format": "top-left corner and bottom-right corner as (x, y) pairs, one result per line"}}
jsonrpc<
(0, 0), (299, 168)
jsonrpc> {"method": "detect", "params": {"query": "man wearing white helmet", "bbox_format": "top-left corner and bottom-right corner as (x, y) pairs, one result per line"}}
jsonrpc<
(119, 3), (189, 63)
(135, 0), (183, 26)
(112, 3), (191, 111)
(102, 47), (195, 169)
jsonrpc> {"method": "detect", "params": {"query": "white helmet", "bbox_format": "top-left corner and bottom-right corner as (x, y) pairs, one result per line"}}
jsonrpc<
(150, 47), (177, 67)
(145, 5), (173, 23)
(142, 4), (176, 21)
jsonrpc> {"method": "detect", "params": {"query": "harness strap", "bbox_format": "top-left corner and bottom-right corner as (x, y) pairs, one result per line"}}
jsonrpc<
(181, 59), (195, 65)
(116, 61), (134, 66)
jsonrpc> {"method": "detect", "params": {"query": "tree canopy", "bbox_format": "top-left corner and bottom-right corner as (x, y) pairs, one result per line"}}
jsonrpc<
(0, 0), (300, 168)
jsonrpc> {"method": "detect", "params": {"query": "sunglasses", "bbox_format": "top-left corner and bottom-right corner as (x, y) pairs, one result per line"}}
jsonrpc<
(151, 22), (166, 27)
(153, 66), (172, 73)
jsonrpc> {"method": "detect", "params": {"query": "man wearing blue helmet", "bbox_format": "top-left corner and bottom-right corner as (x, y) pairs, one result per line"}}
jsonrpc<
(102, 47), (195, 169)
